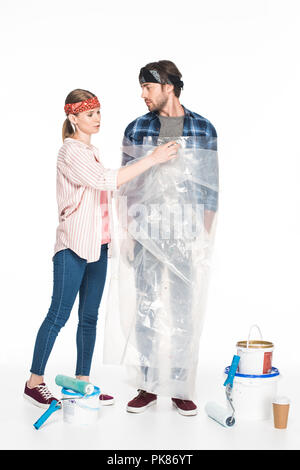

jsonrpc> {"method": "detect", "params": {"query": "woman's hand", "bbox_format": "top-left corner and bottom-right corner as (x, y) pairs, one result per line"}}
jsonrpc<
(117, 141), (180, 188)
(148, 141), (180, 165)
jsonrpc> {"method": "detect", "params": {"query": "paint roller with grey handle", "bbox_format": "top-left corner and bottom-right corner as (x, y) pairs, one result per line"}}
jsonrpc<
(55, 375), (94, 395)
(205, 355), (240, 428)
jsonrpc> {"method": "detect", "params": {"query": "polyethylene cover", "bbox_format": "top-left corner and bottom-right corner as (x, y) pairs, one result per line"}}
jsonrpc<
(103, 136), (218, 399)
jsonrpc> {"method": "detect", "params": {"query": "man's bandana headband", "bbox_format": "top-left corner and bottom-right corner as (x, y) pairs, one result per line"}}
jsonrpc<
(139, 67), (184, 89)
(64, 96), (100, 115)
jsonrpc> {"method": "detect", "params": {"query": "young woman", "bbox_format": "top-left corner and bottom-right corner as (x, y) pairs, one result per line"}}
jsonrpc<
(24, 89), (179, 408)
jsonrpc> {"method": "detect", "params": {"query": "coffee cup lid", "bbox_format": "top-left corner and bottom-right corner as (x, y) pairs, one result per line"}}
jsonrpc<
(273, 396), (290, 405)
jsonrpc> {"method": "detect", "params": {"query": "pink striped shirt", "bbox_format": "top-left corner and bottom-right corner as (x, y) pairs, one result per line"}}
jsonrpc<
(54, 137), (118, 262)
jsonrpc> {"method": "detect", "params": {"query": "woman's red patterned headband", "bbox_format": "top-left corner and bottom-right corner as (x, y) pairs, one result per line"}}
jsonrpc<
(64, 96), (100, 115)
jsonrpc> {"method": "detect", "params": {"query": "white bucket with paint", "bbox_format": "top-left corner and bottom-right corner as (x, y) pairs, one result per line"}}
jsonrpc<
(237, 324), (274, 375)
(61, 386), (100, 425)
(224, 367), (280, 420)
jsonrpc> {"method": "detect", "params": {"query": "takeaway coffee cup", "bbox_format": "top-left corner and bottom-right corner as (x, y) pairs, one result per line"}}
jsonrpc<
(272, 396), (290, 429)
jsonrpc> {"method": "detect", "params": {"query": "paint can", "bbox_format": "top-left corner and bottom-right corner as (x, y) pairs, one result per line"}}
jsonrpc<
(61, 386), (100, 425)
(236, 324), (274, 375)
(224, 366), (280, 420)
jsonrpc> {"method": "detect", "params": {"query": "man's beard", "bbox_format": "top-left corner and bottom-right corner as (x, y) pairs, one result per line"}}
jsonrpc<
(150, 95), (168, 112)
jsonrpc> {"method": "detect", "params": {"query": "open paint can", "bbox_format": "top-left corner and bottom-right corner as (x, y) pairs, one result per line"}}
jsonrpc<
(237, 324), (274, 375)
(61, 386), (100, 425)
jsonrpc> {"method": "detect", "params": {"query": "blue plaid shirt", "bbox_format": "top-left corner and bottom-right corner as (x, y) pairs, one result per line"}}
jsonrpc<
(122, 105), (218, 211)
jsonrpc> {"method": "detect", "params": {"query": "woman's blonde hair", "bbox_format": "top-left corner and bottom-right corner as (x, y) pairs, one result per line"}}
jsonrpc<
(62, 89), (96, 141)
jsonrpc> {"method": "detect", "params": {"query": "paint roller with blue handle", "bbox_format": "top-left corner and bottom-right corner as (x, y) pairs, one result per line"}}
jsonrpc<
(33, 375), (95, 430)
(205, 355), (240, 428)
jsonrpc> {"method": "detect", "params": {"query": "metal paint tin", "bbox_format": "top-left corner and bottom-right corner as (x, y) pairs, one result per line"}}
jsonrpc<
(237, 325), (274, 375)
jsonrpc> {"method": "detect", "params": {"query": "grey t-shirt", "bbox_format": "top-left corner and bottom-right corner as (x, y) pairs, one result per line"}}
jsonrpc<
(158, 115), (184, 140)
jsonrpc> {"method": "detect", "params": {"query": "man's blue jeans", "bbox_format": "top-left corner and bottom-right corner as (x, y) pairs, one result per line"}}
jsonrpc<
(30, 244), (108, 377)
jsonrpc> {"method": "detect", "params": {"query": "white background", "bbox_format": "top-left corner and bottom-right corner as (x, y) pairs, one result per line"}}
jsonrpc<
(1, 0), (300, 450)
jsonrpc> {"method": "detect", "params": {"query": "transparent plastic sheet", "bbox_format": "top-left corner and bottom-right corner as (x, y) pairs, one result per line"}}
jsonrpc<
(103, 136), (218, 399)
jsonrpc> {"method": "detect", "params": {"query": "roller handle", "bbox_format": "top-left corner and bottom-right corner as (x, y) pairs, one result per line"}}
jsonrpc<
(33, 400), (60, 430)
(223, 355), (240, 387)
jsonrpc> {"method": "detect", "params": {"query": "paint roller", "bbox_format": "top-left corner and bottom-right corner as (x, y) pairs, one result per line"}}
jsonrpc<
(33, 375), (95, 430)
(55, 375), (94, 395)
(205, 354), (240, 428)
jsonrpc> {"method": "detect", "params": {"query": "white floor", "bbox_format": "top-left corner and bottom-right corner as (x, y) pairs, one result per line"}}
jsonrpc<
(1, 361), (299, 451)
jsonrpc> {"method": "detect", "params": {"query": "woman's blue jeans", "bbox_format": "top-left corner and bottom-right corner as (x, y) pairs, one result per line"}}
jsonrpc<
(30, 244), (108, 377)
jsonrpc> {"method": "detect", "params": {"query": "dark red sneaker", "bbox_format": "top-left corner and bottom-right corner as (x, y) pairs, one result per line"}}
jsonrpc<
(23, 382), (59, 409)
(172, 398), (198, 416)
(99, 393), (115, 406)
(127, 389), (157, 413)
